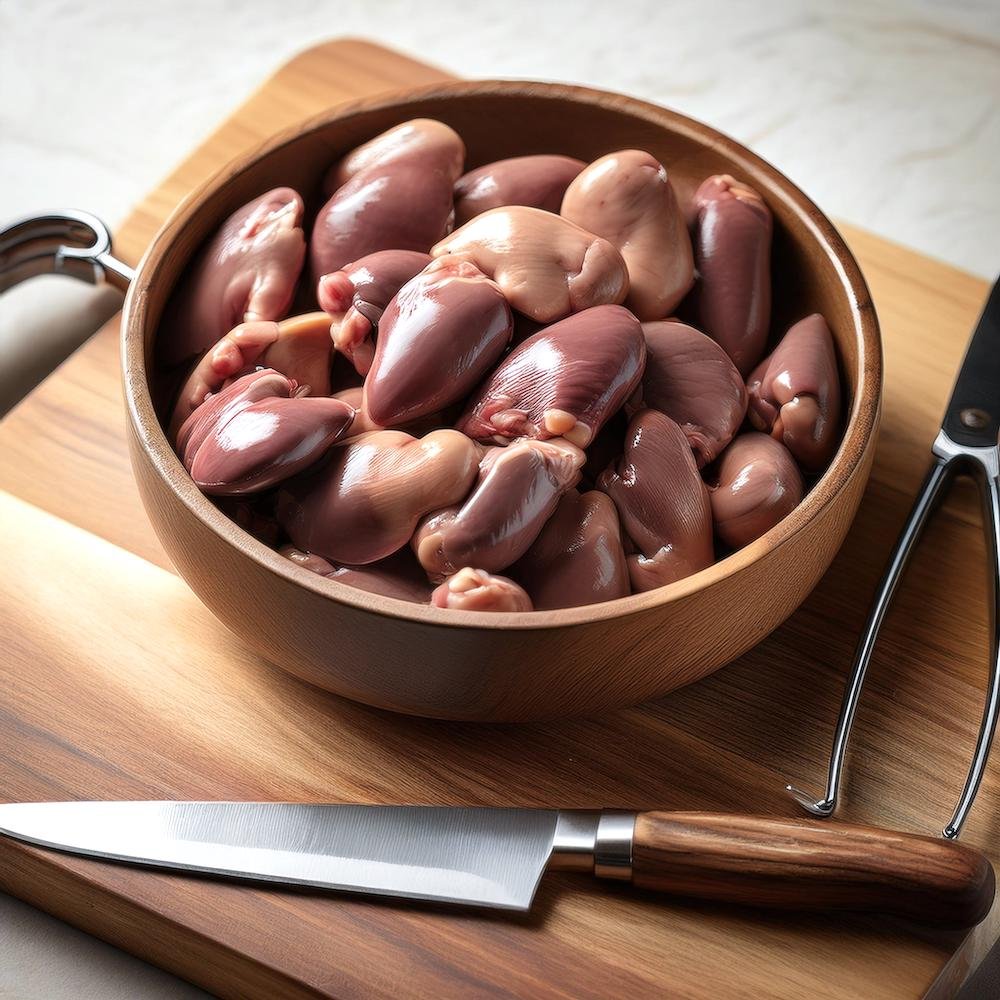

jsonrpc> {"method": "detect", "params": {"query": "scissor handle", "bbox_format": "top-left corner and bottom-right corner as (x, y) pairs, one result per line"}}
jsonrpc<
(787, 430), (1000, 839)
(944, 434), (1000, 837)
(0, 210), (133, 294)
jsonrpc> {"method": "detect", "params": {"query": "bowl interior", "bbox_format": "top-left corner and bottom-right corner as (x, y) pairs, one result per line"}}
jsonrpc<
(125, 80), (879, 627)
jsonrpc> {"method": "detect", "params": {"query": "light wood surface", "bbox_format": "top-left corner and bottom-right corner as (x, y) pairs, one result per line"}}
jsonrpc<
(0, 38), (996, 999)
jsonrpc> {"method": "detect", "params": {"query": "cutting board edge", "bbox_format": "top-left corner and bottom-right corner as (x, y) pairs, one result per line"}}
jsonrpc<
(1, 841), (322, 1000)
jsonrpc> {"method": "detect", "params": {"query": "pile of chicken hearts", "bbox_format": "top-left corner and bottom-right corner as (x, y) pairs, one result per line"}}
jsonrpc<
(161, 119), (842, 613)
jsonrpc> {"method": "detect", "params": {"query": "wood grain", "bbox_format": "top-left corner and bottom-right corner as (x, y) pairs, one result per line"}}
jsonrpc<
(0, 490), (965, 999)
(0, 37), (996, 999)
(631, 813), (994, 928)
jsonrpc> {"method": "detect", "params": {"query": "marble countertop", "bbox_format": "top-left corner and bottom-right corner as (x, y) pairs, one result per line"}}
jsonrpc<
(1, 0), (998, 996)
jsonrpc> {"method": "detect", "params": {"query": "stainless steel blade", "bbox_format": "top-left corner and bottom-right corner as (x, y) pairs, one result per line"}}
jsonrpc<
(0, 802), (561, 910)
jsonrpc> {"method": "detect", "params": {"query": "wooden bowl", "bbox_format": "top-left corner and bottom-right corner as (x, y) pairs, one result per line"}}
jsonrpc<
(122, 80), (881, 722)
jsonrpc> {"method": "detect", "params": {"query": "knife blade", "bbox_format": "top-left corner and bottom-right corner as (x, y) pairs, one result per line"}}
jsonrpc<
(0, 802), (993, 926)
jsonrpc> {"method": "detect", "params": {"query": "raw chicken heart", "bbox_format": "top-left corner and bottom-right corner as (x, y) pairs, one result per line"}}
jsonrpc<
(458, 304), (645, 448)
(687, 174), (772, 376)
(638, 320), (747, 467)
(176, 369), (354, 495)
(709, 433), (803, 549)
(562, 149), (693, 321)
(276, 429), (479, 565)
(318, 249), (431, 375)
(159, 188), (306, 366)
(454, 154), (585, 225)
(599, 409), (714, 590)
(413, 438), (584, 579)
(746, 313), (842, 473)
(364, 257), (513, 426)
(431, 568), (533, 612)
(511, 489), (630, 610)
(431, 206), (628, 323)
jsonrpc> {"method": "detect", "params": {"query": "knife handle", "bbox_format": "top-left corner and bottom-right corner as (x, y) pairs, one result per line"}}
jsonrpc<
(629, 812), (994, 928)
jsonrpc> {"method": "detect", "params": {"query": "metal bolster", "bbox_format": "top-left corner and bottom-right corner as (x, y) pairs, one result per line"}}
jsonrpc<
(594, 811), (635, 880)
(550, 810), (635, 878)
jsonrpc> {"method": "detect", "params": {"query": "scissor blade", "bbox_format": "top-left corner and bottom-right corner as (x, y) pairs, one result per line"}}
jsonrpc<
(941, 277), (1000, 449)
(0, 802), (560, 911)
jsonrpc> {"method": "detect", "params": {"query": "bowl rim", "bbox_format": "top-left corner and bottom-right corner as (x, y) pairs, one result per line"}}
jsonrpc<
(122, 78), (881, 631)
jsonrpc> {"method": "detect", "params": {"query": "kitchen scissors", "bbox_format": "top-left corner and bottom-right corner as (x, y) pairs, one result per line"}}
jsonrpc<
(788, 278), (1000, 839)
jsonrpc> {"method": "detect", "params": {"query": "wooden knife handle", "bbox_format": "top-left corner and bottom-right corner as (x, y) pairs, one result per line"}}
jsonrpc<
(630, 812), (994, 928)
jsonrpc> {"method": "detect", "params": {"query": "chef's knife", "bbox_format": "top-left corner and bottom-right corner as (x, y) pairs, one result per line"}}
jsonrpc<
(0, 802), (993, 926)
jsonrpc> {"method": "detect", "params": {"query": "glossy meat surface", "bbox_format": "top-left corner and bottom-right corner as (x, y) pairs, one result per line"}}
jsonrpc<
(159, 117), (847, 616)
(639, 320), (747, 467)
(512, 489), (630, 609)
(280, 545), (432, 603)
(311, 121), (465, 283)
(598, 409), (713, 590)
(176, 369), (354, 496)
(454, 154), (585, 225)
(171, 312), (334, 436)
(318, 249), (431, 375)
(327, 119), (465, 190)
(431, 567), (533, 612)
(414, 438), (584, 578)
(747, 313), (842, 473)
(458, 304), (645, 447)
(310, 164), (458, 284)
(160, 188), (306, 366)
(431, 206), (628, 322)
(364, 257), (513, 426)
(709, 433), (804, 549)
(687, 174), (772, 376)
(276, 428), (479, 564)
(561, 149), (693, 320)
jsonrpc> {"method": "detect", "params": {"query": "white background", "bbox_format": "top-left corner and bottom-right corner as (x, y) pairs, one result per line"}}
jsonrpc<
(1, 0), (999, 996)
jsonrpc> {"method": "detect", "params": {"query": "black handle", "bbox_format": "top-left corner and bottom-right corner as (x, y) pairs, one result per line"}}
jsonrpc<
(942, 277), (1000, 449)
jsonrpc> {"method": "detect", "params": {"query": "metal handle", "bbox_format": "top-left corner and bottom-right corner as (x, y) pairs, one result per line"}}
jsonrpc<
(0, 210), (134, 294)
(948, 439), (1000, 838)
(787, 430), (1000, 839)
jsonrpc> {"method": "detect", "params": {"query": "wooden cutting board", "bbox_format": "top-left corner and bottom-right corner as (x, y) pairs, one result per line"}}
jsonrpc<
(0, 39), (996, 1000)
